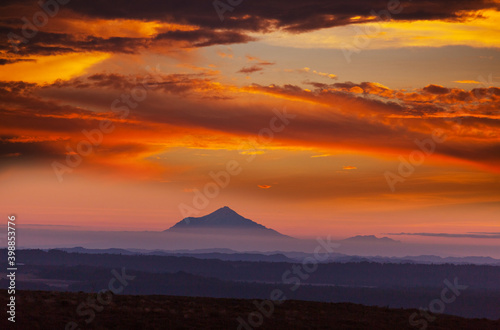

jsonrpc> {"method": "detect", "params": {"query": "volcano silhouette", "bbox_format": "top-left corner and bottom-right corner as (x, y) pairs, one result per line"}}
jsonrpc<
(165, 206), (290, 238)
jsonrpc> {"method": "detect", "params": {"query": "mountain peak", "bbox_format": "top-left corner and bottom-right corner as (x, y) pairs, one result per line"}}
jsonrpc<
(169, 206), (263, 229)
(212, 206), (238, 216)
(165, 207), (290, 238)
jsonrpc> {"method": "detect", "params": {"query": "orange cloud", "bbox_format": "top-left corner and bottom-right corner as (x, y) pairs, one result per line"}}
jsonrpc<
(217, 48), (233, 58)
(263, 9), (500, 49)
(48, 18), (197, 39)
(0, 53), (111, 84)
(246, 55), (275, 66)
(454, 80), (481, 84)
(2, 68), (499, 179)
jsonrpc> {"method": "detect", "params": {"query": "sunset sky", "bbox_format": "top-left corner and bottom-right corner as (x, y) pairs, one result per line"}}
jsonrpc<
(1, 0), (499, 246)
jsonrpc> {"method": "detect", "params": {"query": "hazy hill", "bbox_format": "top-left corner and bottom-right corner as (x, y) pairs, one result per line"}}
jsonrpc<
(49, 247), (500, 265)
(342, 235), (400, 244)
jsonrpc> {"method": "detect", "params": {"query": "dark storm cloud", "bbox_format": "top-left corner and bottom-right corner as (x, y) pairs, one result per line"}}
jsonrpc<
(0, 135), (66, 160)
(237, 65), (263, 74)
(0, 25), (150, 56)
(61, 0), (500, 32)
(2, 0), (499, 57)
(0, 58), (36, 65)
(423, 84), (451, 95)
(0, 26), (254, 57)
(155, 30), (255, 47)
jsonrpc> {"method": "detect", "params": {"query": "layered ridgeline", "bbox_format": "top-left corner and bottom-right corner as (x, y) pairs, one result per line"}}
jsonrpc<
(166, 206), (291, 238)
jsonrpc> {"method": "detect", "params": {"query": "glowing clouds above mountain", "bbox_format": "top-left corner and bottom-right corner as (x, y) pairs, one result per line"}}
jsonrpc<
(0, 0), (499, 239)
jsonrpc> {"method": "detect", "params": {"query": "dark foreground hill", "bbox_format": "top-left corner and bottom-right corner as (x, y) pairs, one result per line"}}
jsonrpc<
(3, 249), (500, 319)
(1, 290), (499, 330)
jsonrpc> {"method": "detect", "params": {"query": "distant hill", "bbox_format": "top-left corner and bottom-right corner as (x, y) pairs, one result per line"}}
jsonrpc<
(48, 247), (500, 265)
(342, 235), (400, 244)
(165, 206), (291, 238)
(56, 247), (137, 255)
(53, 247), (294, 262)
